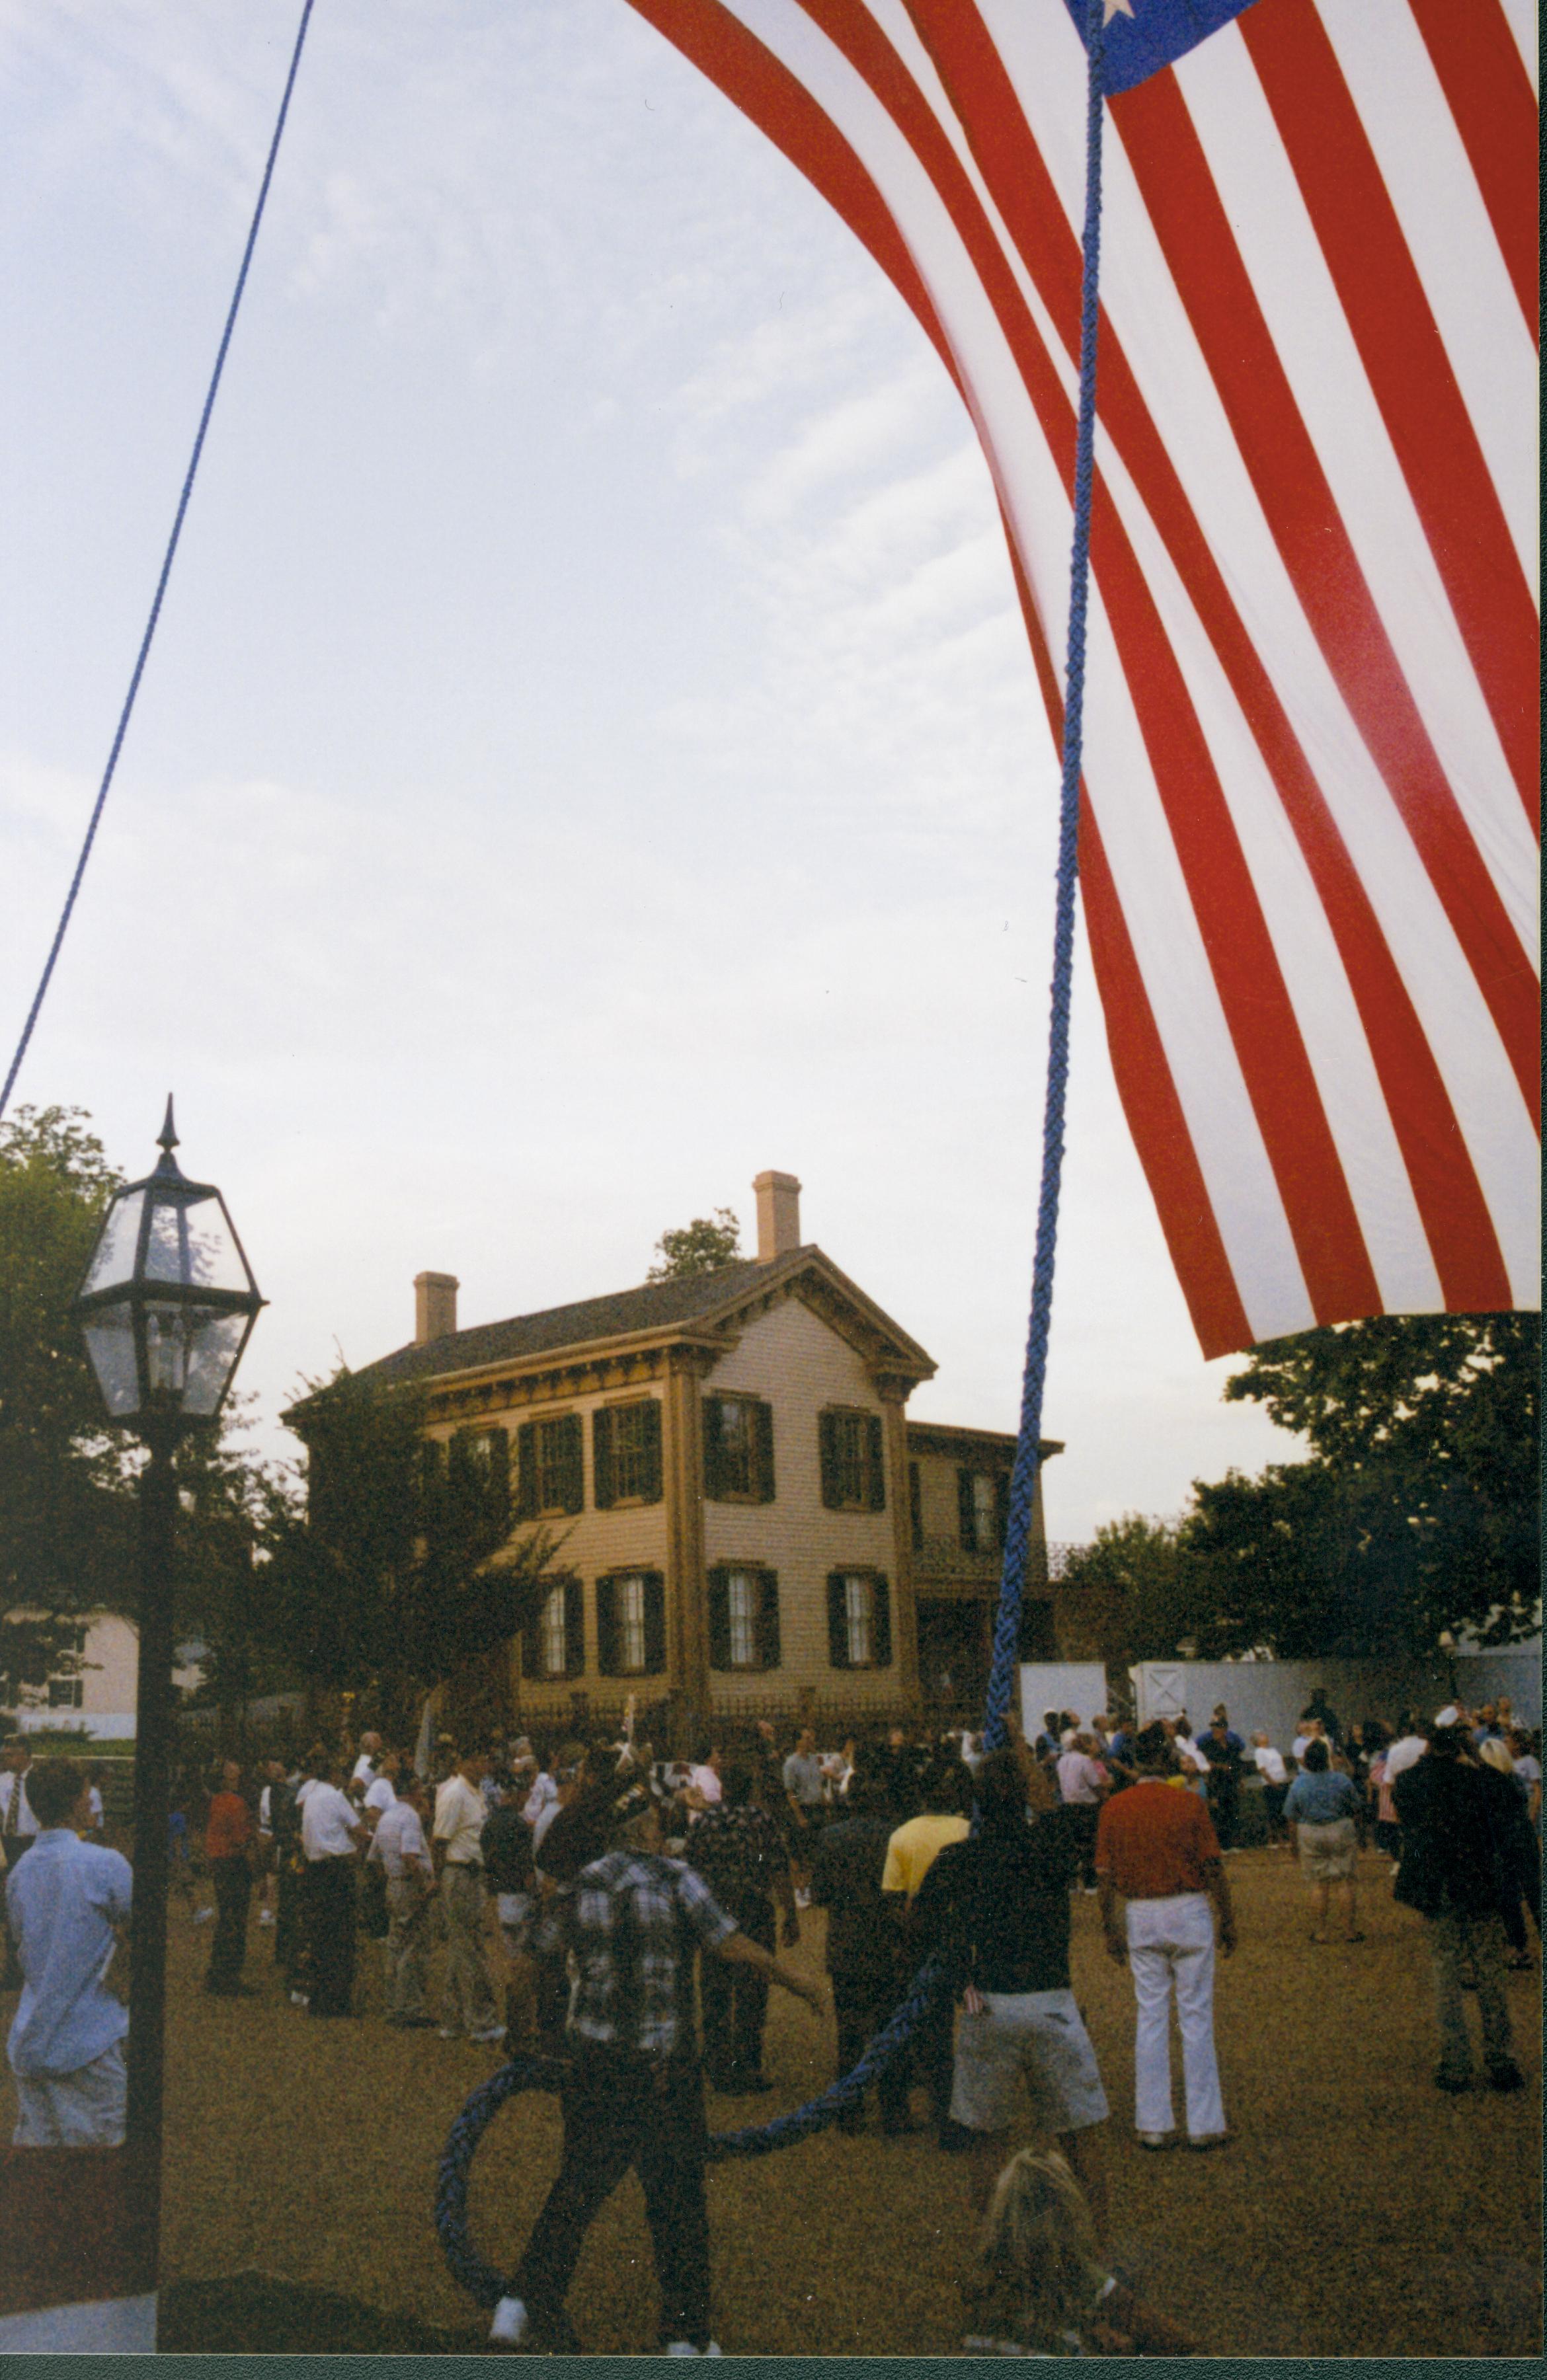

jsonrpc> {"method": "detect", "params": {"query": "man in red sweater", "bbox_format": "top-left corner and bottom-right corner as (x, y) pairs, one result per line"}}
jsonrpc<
(204, 1760), (257, 1998)
(1095, 1722), (1235, 2150)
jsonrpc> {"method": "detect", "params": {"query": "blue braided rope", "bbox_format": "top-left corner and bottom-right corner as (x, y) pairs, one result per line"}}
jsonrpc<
(0, 0), (318, 1125)
(982, 0), (1105, 1755)
(434, 0), (1107, 2304)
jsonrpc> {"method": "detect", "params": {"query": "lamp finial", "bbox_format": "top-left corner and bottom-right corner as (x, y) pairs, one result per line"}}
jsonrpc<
(158, 1094), (178, 1155)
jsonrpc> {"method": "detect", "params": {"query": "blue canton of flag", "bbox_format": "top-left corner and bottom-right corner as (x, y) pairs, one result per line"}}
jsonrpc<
(1062, 0), (1261, 93)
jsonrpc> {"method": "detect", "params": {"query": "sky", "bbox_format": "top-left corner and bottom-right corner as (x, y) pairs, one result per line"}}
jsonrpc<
(0, 0), (1307, 1541)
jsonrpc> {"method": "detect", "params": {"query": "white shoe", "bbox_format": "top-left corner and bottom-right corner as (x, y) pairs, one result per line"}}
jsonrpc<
(489, 2297), (529, 2347)
(289, 1991), (310, 2007)
(258, 1909), (276, 1925)
(192, 1907), (214, 1925)
(794, 1888), (811, 1909)
(469, 2024), (508, 2045)
(664, 2344), (721, 2357)
(438, 2026), (463, 2040)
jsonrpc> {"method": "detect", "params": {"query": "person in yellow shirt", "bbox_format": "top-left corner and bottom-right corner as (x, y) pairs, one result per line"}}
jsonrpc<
(882, 1754), (974, 2144)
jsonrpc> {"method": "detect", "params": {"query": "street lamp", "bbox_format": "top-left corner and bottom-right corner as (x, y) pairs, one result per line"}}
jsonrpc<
(74, 1098), (263, 2311)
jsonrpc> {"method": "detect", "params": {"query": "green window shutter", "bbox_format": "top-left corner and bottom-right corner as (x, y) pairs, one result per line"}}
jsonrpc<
(516, 1423), (539, 1521)
(754, 1401), (776, 1503)
(872, 1573), (892, 1668)
(826, 1573), (851, 1670)
(957, 1466), (978, 1553)
(563, 1578), (586, 1677)
(818, 1410), (840, 1509)
(592, 1408), (615, 1510)
(487, 1426), (510, 1535)
(757, 1570), (782, 1671)
(702, 1397), (724, 1499)
(866, 1413), (887, 1512)
(643, 1572), (667, 1675)
(559, 1414), (584, 1514)
(707, 1568), (732, 1671)
(909, 1461), (923, 1552)
(994, 1471), (1011, 1553)
(596, 1576), (619, 1677)
(520, 1595), (542, 1679)
(641, 1398), (663, 1504)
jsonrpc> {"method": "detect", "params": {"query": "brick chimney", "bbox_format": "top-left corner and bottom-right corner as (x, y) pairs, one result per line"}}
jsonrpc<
(752, 1171), (802, 1262)
(414, 1271), (459, 1344)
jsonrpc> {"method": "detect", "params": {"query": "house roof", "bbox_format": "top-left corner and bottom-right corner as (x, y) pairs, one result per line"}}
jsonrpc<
(906, 1419), (1064, 1460)
(335, 1245), (935, 1400)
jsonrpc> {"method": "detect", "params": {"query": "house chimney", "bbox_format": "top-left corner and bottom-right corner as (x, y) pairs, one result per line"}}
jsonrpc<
(414, 1271), (459, 1344)
(752, 1171), (802, 1262)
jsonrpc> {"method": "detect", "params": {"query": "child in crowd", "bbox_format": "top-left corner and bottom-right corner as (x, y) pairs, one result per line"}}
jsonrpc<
(962, 2148), (1197, 2357)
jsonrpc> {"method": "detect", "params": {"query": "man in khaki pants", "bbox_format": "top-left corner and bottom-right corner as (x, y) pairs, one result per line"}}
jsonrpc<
(433, 1749), (505, 2044)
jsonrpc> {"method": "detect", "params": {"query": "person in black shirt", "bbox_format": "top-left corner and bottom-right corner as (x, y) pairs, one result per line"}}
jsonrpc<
(912, 1749), (1110, 2233)
(810, 1777), (918, 2133)
(1393, 1721), (1523, 2092)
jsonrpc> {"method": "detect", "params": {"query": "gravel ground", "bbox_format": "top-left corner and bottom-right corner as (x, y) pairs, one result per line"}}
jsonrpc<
(3, 1843), (1538, 2356)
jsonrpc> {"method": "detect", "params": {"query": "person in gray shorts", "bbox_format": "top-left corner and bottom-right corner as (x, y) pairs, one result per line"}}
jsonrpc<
(911, 1747), (1110, 2235)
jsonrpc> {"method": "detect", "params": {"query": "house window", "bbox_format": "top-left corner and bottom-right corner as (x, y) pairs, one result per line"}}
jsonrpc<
(703, 1395), (775, 1502)
(727, 1572), (758, 1668)
(958, 1465), (1008, 1554)
(537, 1422), (573, 1512)
(539, 1587), (569, 1678)
(617, 1574), (648, 1673)
(842, 1574), (873, 1667)
(818, 1409), (885, 1512)
(613, 1405), (651, 1500)
(48, 1677), (84, 1710)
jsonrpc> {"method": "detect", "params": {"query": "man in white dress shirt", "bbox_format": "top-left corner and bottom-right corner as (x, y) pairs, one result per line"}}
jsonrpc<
(434, 1751), (504, 2044)
(372, 1774), (437, 2025)
(301, 1753), (368, 2018)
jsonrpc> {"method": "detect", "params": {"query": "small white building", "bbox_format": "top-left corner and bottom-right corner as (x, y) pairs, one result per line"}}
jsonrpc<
(3, 1611), (204, 1740)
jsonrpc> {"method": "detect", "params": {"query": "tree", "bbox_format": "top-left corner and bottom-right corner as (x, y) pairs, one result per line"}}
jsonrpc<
(268, 1366), (560, 1737)
(1056, 1514), (1234, 1664)
(1221, 1315), (1539, 1650)
(647, 1208), (742, 1281)
(0, 1106), (136, 1691)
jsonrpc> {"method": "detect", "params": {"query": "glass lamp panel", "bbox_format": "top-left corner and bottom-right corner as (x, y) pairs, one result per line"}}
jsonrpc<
(81, 1305), (141, 1417)
(82, 1192), (145, 1295)
(180, 1309), (249, 1416)
(142, 1190), (252, 1292)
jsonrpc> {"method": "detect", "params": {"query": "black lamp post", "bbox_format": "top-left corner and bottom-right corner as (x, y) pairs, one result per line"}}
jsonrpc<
(74, 1098), (264, 2286)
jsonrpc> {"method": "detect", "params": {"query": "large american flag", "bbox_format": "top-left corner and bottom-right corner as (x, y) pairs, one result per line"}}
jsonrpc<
(622, 0), (1538, 1358)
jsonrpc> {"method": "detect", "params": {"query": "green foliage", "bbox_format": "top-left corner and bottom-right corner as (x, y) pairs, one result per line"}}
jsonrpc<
(647, 1208), (742, 1280)
(0, 1105), (135, 1662)
(271, 1366), (557, 1734)
(1088, 1316), (1540, 1665)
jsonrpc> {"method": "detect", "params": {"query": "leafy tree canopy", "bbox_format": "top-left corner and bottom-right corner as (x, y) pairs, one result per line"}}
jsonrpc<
(269, 1366), (559, 1736)
(0, 1105), (135, 1652)
(647, 1208), (742, 1281)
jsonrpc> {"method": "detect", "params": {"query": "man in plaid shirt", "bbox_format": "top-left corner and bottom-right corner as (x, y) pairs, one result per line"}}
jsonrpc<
(492, 1777), (824, 2356)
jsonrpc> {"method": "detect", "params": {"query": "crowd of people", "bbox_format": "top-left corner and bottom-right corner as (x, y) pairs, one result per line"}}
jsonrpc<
(0, 1684), (1538, 2354)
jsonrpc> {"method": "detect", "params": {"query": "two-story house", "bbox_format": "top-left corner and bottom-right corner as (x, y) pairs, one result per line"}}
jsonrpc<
(340, 1172), (1060, 1742)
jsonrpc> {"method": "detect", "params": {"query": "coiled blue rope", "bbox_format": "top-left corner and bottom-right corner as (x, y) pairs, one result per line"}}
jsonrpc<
(435, 0), (1107, 2307)
(0, 0), (318, 1124)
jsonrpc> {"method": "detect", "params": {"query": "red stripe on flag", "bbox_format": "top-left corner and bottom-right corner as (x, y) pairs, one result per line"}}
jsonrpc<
(625, 0), (960, 384)
(806, 0), (1381, 1321)
(1080, 813), (1259, 1358)
(1002, 530), (1257, 1356)
(1241, 0), (1539, 825)
(1111, 67), (1541, 1122)
(1406, 0), (1539, 340)
(905, 0), (1515, 1309)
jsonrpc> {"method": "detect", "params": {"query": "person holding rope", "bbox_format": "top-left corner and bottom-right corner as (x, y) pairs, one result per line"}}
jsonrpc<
(488, 1775), (825, 2356)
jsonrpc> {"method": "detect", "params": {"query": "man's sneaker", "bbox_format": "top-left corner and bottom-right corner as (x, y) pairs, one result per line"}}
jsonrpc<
(289, 1991), (309, 2007)
(438, 2026), (463, 2040)
(258, 1909), (276, 1926)
(663, 2344), (722, 2356)
(1487, 2059), (1525, 2092)
(191, 1907), (215, 1925)
(1137, 2132), (1175, 2150)
(469, 2024), (508, 2046)
(489, 2297), (529, 2347)
(793, 1888), (812, 1909)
